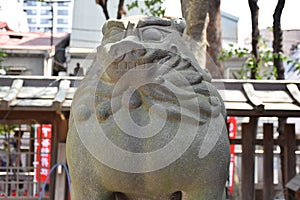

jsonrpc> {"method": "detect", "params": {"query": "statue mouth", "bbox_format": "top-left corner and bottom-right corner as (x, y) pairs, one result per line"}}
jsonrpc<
(107, 49), (168, 69)
(105, 49), (199, 82)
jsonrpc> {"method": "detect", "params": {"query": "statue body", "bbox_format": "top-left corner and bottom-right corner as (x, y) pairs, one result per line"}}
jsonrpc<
(67, 16), (230, 200)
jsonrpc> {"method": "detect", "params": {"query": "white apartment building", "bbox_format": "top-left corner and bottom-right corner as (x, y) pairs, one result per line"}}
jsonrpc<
(0, 0), (29, 32)
(20, 0), (74, 32)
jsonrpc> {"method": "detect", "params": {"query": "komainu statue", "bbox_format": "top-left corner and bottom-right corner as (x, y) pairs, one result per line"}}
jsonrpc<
(67, 16), (230, 200)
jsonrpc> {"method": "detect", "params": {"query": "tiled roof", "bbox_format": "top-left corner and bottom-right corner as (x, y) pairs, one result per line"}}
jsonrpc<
(214, 79), (300, 117)
(0, 31), (70, 51)
(2, 76), (300, 117)
(0, 76), (79, 111)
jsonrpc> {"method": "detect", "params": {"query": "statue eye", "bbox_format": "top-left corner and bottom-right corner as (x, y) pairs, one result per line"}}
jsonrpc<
(103, 28), (125, 44)
(110, 28), (123, 36)
(142, 28), (165, 42)
(105, 28), (124, 37)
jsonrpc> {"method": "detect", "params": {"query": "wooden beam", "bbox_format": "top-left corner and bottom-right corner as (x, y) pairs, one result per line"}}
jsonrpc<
(284, 123), (296, 200)
(0, 76), (81, 87)
(0, 110), (58, 123)
(242, 83), (264, 111)
(287, 83), (300, 105)
(263, 123), (274, 200)
(227, 109), (300, 118)
(53, 80), (71, 110)
(1, 198), (49, 200)
(0, 79), (23, 108)
(242, 123), (255, 200)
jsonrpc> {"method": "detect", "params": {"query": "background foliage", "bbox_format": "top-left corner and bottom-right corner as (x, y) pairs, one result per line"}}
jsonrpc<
(126, 0), (166, 17)
(219, 37), (300, 79)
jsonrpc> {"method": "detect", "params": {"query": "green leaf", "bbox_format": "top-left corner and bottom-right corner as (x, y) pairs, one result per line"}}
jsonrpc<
(127, 0), (166, 17)
(255, 74), (262, 80)
(127, 1), (139, 10)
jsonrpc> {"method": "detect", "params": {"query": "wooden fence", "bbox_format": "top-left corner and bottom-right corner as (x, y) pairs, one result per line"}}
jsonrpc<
(231, 122), (297, 200)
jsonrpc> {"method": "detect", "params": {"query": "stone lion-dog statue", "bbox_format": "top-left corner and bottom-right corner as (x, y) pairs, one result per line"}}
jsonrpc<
(67, 16), (230, 200)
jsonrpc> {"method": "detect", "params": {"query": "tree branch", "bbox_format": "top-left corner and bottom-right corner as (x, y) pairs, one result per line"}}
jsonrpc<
(117, 0), (126, 19)
(96, 0), (110, 20)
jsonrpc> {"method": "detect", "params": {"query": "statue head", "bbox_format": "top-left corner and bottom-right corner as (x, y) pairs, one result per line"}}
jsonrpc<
(95, 16), (225, 125)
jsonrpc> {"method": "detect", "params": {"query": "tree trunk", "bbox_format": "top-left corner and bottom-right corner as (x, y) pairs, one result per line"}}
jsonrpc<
(247, 3), (260, 196)
(182, 0), (209, 69)
(206, 0), (223, 78)
(248, 0), (260, 79)
(273, 0), (285, 80)
(273, 1), (287, 199)
(180, 0), (189, 20)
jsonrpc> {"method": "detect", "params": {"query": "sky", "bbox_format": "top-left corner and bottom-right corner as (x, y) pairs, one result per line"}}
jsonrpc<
(164, 0), (300, 45)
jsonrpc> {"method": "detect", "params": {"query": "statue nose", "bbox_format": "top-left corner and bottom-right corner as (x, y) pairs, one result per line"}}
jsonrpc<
(109, 39), (147, 61)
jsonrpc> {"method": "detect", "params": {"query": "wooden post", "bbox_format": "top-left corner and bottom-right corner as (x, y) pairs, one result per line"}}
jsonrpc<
(263, 123), (274, 200)
(55, 143), (67, 200)
(54, 115), (69, 200)
(284, 123), (296, 200)
(242, 122), (255, 200)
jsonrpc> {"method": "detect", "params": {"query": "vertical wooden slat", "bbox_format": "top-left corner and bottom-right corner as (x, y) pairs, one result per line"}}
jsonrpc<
(242, 123), (255, 200)
(263, 123), (274, 200)
(5, 125), (9, 196)
(50, 118), (59, 200)
(284, 123), (296, 200)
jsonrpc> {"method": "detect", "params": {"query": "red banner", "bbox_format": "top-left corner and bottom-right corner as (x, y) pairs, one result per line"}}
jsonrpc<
(34, 124), (52, 183)
(227, 117), (237, 194)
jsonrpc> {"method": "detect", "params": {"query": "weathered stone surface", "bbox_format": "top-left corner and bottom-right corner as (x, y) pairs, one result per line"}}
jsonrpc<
(66, 16), (230, 200)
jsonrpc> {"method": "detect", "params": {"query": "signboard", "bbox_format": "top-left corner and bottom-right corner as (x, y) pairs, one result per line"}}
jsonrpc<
(34, 124), (52, 183)
(227, 117), (237, 194)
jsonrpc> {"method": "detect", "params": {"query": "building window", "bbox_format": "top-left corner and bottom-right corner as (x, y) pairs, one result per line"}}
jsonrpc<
(57, 2), (69, 7)
(57, 10), (68, 16)
(29, 27), (38, 32)
(44, 28), (52, 32)
(57, 28), (68, 32)
(40, 18), (51, 25)
(57, 18), (68, 25)
(37, 27), (45, 32)
(25, 9), (37, 16)
(40, 10), (51, 16)
(24, 1), (37, 6)
(41, 2), (51, 7)
(27, 18), (37, 24)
